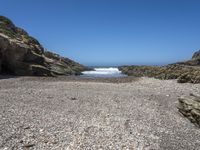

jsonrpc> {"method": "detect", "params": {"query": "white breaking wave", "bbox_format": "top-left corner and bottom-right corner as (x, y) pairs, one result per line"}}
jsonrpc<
(81, 67), (126, 77)
(82, 68), (121, 75)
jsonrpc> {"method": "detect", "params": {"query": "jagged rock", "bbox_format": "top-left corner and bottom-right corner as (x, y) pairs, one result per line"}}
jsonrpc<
(0, 16), (87, 76)
(178, 94), (200, 127)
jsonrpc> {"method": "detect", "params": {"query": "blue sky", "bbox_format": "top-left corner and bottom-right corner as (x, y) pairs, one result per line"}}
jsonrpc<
(1, 0), (200, 66)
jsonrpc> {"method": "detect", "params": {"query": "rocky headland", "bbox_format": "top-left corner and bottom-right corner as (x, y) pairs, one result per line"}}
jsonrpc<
(119, 50), (200, 84)
(0, 16), (87, 76)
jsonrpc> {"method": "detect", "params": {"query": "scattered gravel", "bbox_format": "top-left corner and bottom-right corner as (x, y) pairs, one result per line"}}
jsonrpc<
(0, 76), (200, 149)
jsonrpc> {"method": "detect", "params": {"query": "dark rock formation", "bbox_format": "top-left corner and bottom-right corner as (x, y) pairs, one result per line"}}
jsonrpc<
(192, 50), (200, 60)
(119, 50), (200, 83)
(178, 94), (200, 127)
(0, 16), (87, 76)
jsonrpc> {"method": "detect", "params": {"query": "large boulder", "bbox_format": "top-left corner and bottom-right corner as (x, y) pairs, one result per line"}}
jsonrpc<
(178, 94), (200, 127)
(0, 16), (87, 76)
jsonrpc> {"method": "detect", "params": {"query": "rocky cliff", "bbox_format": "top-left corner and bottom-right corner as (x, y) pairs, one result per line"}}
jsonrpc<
(0, 16), (87, 76)
(119, 50), (200, 83)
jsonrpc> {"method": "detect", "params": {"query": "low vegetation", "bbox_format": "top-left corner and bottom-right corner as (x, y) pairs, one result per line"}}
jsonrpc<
(0, 15), (41, 46)
(119, 64), (200, 83)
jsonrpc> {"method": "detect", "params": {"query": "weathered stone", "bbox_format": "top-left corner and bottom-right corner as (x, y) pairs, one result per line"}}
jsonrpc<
(0, 16), (87, 76)
(178, 94), (200, 127)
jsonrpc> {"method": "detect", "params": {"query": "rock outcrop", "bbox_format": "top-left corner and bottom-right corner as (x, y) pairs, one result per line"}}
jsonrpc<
(178, 94), (200, 127)
(119, 50), (200, 83)
(0, 16), (87, 76)
(192, 50), (200, 60)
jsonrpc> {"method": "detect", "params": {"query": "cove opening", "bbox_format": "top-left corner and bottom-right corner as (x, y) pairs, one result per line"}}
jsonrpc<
(81, 67), (127, 78)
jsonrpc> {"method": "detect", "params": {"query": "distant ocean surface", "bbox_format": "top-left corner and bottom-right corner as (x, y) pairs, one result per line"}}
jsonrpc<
(81, 67), (127, 78)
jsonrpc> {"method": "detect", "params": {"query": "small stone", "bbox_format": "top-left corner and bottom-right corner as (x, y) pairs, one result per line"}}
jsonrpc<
(47, 96), (53, 99)
(19, 140), (23, 143)
(24, 126), (30, 130)
(23, 143), (35, 148)
(70, 97), (77, 100)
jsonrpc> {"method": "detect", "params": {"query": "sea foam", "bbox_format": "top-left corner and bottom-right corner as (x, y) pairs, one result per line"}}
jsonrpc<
(81, 67), (126, 77)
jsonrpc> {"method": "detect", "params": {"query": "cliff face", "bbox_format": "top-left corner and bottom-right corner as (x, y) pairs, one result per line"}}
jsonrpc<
(0, 16), (87, 76)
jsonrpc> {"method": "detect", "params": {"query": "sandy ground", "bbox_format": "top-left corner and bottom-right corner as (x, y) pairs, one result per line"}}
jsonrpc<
(0, 76), (200, 150)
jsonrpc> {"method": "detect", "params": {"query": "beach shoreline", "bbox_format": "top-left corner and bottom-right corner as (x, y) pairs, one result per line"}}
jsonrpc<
(0, 75), (139, 83)
(0, 76), (200, 149)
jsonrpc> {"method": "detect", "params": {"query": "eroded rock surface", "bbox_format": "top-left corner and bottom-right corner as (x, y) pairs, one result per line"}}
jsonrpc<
(178, 94), (200, 127)
(0, 16), (87, 76)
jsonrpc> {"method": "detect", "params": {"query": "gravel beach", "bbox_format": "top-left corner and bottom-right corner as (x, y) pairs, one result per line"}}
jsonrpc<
(0, 76), (200, 150)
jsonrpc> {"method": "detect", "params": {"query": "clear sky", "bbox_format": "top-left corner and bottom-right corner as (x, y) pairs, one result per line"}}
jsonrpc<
(1, 0), (200, 66)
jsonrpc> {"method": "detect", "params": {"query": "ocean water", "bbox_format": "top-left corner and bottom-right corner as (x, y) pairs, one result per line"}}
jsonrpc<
(81, 67), (127, 78)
